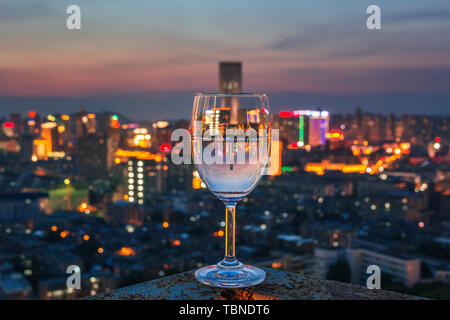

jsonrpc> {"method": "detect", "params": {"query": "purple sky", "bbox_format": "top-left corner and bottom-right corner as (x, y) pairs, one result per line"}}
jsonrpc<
(1, 0), (449, 119)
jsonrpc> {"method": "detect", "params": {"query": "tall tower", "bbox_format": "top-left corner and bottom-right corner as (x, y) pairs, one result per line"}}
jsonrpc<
(219, 62), (242, 94)
(219, 62), (242, 124)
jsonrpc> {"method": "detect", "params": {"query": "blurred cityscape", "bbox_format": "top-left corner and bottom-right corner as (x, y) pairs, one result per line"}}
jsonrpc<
(0, 62), (449, 300)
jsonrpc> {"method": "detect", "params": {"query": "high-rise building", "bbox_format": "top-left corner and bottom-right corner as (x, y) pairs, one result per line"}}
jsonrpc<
(9, 113), (23, 136)
(371, 114), (385, 144)
(353, 107), (362, 140)
(123, 127), (152, 149)
(77, 132), (108, 178)
(308, 111), (329, 147)
(275, 110), (329, 148)
(126, 158), (146, 205)
(75, 108), (96, 138)
(348, 247), (421, 287)
(219, 62), (242, 94)
(76, 112), (120, 175)
(32, 121), (58, 160)
(385, 114), (396, 141)
(219, 62), (242, 124)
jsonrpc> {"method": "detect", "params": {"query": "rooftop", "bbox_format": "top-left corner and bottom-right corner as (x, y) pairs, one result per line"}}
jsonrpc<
(88, 267), (423, 300)
(0, 273), (32, 295)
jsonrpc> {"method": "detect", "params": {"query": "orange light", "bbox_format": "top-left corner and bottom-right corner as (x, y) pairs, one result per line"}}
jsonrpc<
(87, 113), (96, 119)
(83, 235), (90, 241)
(400, 142), (410, 150)
(80, 203), (88, 210)
(305, 161), (367, 175)
(114, 157), (121, 164)
(51, 226), (58, 232)
(41, 122), (57, 129)
(60, 230), (69, 238)
(61, 114), (70, 121)
(28, 111), (36, 118)
(418, 221), (425, 228)
(124, 194), (129, 201)
(271, 262), (282, 269)
(394, 148), (401, 155)
(172, 239), (181, 246)
(97, 248), (104, 254)
(192, 177), (202, 189)
(117, 247), (136, 256)
(115, 149), (163, 161)
(218, 230), (224, 237)
(304, 163), (325, 176)
(162, 222), (169, 228)
(267, 141), (282, 176)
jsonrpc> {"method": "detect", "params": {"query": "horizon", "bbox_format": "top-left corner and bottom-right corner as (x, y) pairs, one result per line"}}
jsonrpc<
(0, 90), (449, 122)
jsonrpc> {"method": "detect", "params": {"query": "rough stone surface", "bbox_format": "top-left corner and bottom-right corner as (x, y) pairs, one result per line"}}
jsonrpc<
(87, 268), (424, 300)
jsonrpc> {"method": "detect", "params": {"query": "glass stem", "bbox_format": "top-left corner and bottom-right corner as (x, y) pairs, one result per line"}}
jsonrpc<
(219, 202), (240, 268)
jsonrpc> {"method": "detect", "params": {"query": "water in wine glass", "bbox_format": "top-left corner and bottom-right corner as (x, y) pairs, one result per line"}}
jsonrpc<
(193, 133), (268, 202)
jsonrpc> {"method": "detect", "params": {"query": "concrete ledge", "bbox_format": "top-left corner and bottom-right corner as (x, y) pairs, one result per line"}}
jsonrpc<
(88, 268), (424, 300)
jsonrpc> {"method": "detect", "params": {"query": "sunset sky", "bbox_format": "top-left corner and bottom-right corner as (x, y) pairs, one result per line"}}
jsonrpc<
(1, 0), (450, 119)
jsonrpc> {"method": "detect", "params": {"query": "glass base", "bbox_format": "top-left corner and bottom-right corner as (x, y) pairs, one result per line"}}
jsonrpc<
(195, 259), (266, 288)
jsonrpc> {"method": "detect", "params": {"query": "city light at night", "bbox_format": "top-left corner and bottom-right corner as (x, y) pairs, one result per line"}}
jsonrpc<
(0, 0), (449, 307)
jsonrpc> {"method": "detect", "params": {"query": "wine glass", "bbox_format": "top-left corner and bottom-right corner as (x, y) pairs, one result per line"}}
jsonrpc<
(191, 93), (271, 288)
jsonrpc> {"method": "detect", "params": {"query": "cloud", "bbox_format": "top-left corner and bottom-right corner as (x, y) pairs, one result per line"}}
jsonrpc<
(387, 10), (450, 23)
(278, 65), (450, 93)
(0, 2), (51, 21)
(266, 20), (450, 61)
(267, 25), (336, 51)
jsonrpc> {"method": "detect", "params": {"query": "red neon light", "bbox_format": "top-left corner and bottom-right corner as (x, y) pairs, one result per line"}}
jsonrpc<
(279, 111), (291, 118)
(435, 137), (441, 143)
(28, 111), (36, 118)
(3, 122), (15, 128)
(160, 144), (172, 152)
(330, 130), (343, 138)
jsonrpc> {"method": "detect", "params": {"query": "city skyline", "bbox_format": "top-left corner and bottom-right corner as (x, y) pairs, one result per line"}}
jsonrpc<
(1, 91), (450, 122)
(1, 1), (450, 119)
